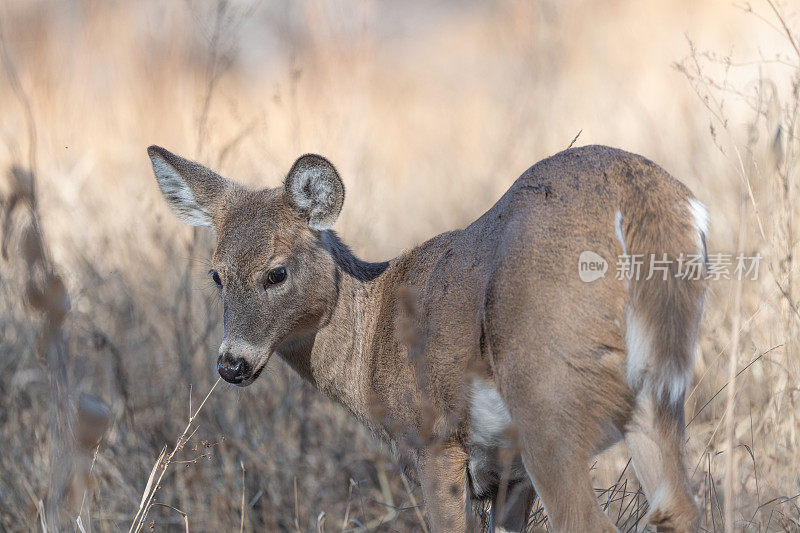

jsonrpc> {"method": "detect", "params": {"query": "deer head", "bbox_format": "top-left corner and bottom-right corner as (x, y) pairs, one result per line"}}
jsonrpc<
(148, 146), (345, 385)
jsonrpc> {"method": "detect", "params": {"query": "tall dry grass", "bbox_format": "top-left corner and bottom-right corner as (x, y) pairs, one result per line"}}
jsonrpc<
(0, 0), (798, 530)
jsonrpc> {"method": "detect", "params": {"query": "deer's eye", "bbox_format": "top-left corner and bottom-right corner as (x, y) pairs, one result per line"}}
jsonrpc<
(265, 266), (287, 287)
(210, 269), (222, 287)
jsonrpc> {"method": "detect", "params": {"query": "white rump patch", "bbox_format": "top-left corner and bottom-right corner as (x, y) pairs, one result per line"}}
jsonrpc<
(626, 309), (690, 405)
(687, 198), (709, 252)
(615, 210), (627, 254)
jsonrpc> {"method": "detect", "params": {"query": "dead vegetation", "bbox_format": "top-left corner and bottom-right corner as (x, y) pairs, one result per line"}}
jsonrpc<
(0, 0), (798, 531)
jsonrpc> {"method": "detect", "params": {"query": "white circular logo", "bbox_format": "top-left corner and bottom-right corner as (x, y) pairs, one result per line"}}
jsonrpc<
(578, 251), (607, 282)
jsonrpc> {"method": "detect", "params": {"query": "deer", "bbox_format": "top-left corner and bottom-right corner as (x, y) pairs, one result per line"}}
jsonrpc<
(147, 143), (707, 532)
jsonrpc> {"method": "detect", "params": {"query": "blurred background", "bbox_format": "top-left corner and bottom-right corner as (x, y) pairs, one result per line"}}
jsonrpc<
(1, 0), (799, 530)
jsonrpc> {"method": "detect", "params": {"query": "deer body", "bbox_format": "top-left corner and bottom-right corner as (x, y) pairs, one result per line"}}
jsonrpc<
(149, 144), (706, 532)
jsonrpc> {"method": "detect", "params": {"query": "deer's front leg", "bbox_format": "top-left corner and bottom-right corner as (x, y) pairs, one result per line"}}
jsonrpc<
(417, 445), (470, 532)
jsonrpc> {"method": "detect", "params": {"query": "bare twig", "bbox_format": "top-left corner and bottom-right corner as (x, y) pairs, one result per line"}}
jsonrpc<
(567, 129), (583, 149)
(723, 189), (746, 533)
(766, 0), (800, 60)
(240, 461), (246, 533)
(149, 503), (189, 533)
(686, 343), (783, 428)
(294, 477), (301, 533)
(0, 19), (38, 180)
(130, 377), (222, 533)
(400, 474), (429, 533)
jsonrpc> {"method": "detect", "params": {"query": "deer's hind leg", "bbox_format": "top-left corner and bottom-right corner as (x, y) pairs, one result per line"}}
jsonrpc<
(490, 342), (633, 533)
(624, 394), (699, 532)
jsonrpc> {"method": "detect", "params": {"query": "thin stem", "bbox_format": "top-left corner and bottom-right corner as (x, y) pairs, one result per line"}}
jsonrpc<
(130, 377), (222, 533)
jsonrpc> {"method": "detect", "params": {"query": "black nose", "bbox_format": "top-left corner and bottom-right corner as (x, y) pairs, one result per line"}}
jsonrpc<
(217, 352), (251, 384)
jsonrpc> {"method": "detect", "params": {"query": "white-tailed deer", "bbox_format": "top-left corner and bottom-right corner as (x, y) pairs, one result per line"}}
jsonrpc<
(148, 144), (707, 532)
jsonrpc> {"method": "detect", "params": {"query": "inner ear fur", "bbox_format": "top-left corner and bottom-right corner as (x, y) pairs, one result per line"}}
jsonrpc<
(147, 145), (233, 228)
(284, 154), (345, 230)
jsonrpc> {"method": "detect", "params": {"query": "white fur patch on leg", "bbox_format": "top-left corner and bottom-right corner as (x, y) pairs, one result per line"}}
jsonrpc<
(469, 379), (512, 447)
(468, 380), (530, 499)
(649, 485), (672, 516)
(625, 307), (652, 391)
(626, 393), (679, 522)
(626, 309), (690, 405)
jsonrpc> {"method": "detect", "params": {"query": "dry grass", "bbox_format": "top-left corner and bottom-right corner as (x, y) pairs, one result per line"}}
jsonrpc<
(0, 0), (798, 531)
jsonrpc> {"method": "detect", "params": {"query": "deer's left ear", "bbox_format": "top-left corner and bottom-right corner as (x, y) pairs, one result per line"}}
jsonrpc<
(283, 154), (345, 230)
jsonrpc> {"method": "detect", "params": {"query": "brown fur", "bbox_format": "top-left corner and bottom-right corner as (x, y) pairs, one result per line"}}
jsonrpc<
(148, 144), (706, 532)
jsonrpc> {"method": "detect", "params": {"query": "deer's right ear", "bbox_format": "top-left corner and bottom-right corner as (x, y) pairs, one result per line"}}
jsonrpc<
(147, 145), (231, 228)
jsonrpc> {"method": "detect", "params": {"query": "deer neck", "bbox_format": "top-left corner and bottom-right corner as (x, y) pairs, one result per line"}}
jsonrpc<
(278, 231), (392, 429)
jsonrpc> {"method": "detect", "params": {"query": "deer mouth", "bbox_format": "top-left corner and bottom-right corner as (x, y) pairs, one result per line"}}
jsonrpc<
(251, 364), (265, 381)
(233, 359), (268, 387)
